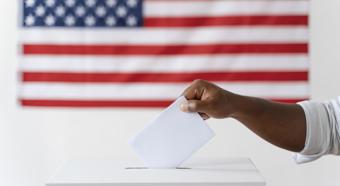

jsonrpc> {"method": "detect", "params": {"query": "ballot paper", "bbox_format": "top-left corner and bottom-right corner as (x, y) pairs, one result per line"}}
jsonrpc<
(129, 96), (215, 168)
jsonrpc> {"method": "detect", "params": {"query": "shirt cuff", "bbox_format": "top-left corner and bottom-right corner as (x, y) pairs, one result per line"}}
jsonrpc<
(293, 101), (331, 164)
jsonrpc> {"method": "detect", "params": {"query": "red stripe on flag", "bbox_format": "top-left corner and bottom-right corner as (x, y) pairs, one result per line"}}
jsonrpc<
(20, 99), (172, 108)
(23, 43), (308, 55)
(144, 15), (308, 27)
(22, 71), (308, 83)
(20, 98), (308, 108)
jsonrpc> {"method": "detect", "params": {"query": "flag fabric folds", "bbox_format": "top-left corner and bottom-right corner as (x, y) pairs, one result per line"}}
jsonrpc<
(19, 0), (309, 108)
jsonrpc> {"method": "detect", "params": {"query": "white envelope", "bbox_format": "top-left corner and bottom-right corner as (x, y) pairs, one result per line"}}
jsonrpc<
(129, 96), (215, 168)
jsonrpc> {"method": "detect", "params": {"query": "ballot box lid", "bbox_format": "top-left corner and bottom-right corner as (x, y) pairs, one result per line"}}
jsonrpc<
(46, 157), (265, 186)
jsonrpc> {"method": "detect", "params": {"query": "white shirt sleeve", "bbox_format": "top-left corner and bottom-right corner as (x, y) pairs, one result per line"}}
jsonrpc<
(293, 97), (340, 164)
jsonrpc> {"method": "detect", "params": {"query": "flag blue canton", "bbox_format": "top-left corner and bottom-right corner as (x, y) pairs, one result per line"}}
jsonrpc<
(23, 0), (143, 27)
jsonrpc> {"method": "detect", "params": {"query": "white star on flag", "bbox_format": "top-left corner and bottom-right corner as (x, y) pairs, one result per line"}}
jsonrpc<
(95, 6), (107, 17)
(85, 15), (96, 26)
(45, 15), (56, 26)
(65, 0), (76, 7)
(127, 0), (138, 8)
(106, 0), (117, 7)
(86, 0), (96, 7)
(25, 14), (35, 26)
(75, 6), (86, 17)
(105, 16), (116, 26)
(126, 15), (137, 26)
(45, 0), (55, 7)
(116, 6), (127, 17)
(55, 5), (65, 17)
(35, 5), (45, 17)
(65, 15), (76, 26)
(25, 0), (35, 7)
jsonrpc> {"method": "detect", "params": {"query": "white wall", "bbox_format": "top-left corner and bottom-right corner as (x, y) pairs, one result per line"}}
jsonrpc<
(1, 0), (340, 186)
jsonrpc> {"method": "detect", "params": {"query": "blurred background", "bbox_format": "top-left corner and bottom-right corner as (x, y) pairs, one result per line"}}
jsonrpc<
(1, 0), (340, 186)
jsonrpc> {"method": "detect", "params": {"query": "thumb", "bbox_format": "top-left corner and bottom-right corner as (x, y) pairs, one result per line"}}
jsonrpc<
(180, 100), (208, 113)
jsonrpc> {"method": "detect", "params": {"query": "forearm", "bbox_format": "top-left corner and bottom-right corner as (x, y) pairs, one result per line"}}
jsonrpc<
(229, 93), (306, 152)
(181, 80), (307, 152)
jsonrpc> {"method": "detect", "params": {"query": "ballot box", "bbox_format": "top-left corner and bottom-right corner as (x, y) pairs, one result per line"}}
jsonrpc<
(46, 157), (265, 186)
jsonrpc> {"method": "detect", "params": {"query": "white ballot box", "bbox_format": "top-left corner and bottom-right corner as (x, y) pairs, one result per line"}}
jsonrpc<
(46, 157), (265, 186)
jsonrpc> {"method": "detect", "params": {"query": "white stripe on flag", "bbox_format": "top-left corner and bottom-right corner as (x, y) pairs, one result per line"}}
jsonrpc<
(145, 0), (309, 17)
(19, 27), (308, 44)
(20, 55), (309, 72)
(20, 82), (308, 100)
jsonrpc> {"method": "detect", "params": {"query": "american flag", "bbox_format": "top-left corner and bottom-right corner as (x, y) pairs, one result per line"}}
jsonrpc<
(19, 0), (309, 108)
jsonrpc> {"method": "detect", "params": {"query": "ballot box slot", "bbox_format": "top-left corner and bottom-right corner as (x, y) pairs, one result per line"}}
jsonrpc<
(175, 167), (191, 169)
(125, 167), (148, 169)
(125, 167), (191, 169)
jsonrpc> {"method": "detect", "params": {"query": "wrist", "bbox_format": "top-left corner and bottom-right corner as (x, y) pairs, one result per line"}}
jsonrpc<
(222, 91), (245, 119)
(227, 92), (243, 119)
(227, 93), (264, 120)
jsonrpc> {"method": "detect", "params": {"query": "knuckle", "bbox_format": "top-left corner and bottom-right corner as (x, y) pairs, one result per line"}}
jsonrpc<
(192, 79), (207, 86)
(193, 79), (203, 84)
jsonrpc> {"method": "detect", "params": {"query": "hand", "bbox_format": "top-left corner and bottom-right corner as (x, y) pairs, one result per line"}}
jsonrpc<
(180, 80), (236, 119)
